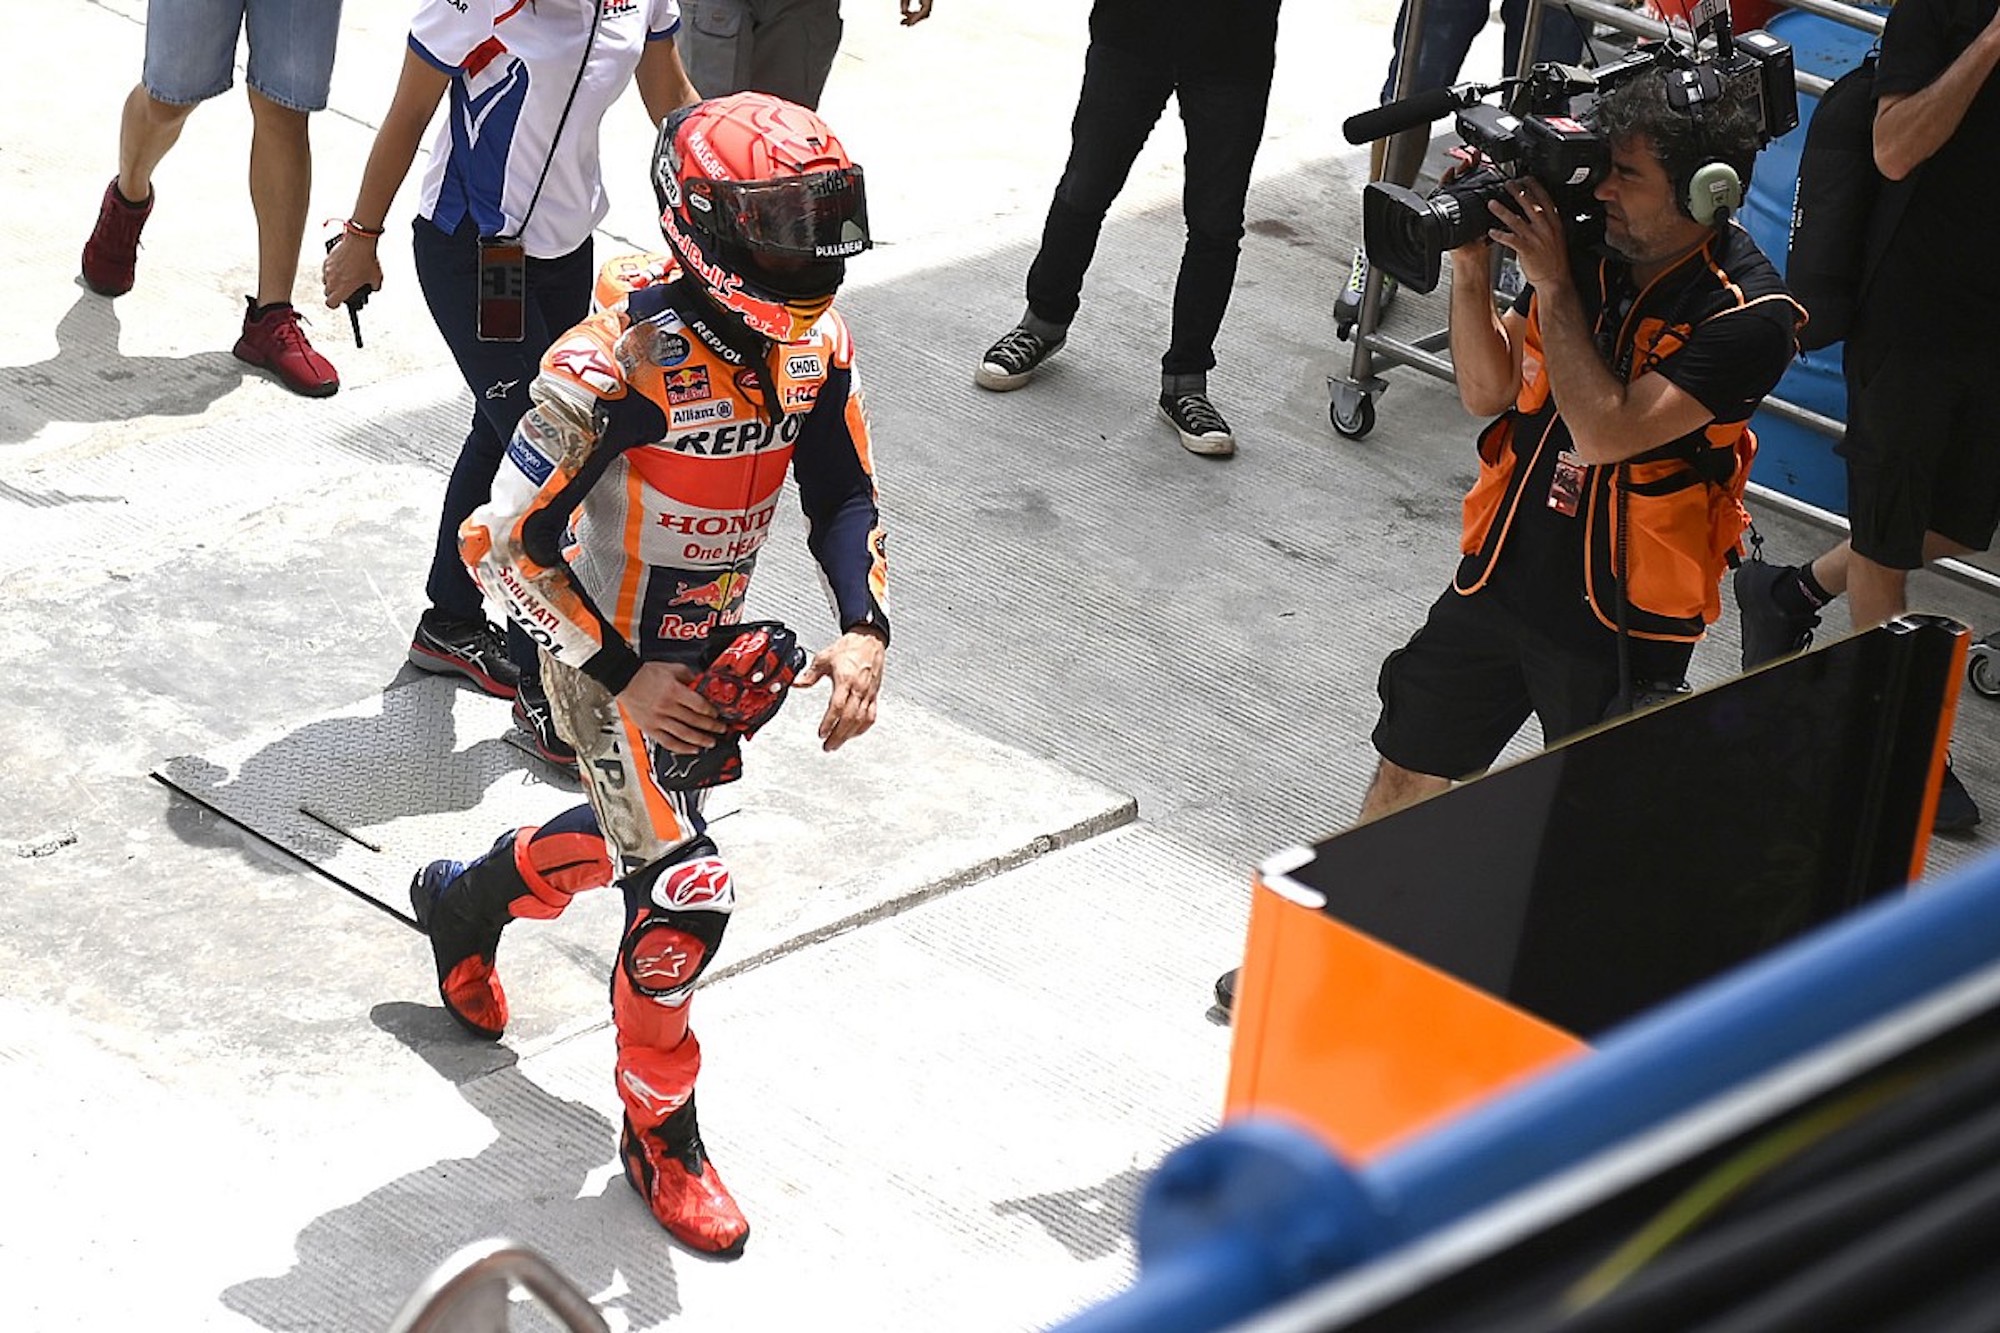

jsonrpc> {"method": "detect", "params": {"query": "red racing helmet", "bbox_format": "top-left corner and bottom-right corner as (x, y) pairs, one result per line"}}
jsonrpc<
(651, 93), (871, 344)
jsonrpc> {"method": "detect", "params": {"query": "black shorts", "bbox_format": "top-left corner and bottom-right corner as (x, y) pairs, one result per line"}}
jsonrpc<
(1840, 334), (2000, 570)
(1371, 588), (1689, 780)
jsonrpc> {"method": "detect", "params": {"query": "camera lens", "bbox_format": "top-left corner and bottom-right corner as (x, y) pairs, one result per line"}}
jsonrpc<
(1361, 169), (1516, 294)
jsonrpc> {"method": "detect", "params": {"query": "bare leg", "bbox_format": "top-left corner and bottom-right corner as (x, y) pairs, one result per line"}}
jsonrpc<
(246, 88), (311, 308)
(1844, 533), (1973, 632)
(1845, 554), (1908, 633)
(117, 84), (196, 202)
(1808, 542), (1850, 600)
(1357, 756), (1451, 824)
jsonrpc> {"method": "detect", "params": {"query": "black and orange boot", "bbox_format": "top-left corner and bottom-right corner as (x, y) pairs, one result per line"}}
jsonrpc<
(408, 840), (517, 1040)
(621, 1100), (750, 1258)
(408, 815), (610, 1040)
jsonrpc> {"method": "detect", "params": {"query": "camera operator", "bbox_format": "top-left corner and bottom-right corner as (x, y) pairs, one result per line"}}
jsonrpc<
(1360, 66), (1803, 821)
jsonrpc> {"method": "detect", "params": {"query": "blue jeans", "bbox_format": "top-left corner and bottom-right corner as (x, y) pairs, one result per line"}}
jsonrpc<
(142, 0), (343, 111)
(1026, 40), (1272, 379)
(1379, 0), (1587, 101)
(412, 216), (595, 678)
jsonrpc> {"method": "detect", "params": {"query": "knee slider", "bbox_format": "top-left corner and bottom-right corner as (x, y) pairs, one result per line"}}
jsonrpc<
(617, 838), (734, 1006)
(619, 918), (722, 1005)
(622, 836), (736, 918)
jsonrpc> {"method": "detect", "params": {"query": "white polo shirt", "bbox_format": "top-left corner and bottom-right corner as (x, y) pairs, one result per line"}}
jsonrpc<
(410, 0), (681, 258)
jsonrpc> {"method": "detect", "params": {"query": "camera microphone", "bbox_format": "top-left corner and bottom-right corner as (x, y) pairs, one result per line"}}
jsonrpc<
(1342, 82), (1507, 145)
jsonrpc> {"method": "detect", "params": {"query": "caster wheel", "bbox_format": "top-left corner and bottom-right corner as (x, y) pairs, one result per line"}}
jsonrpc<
(1970, 646), (2000, 699)
(1330, 393), (1376, 439)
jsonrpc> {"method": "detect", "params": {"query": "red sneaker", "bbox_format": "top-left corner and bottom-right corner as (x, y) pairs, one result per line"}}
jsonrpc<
(81, 177), (153, 297)
(234, 299), (340, 398)
(621, 1108), (750, 1258)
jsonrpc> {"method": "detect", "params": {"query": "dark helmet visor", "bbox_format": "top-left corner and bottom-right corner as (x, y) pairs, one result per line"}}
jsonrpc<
(699, 166), (870, 263)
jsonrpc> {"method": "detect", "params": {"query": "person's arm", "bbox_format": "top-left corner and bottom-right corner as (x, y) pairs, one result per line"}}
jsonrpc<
(788, 332), (891, 752)
(900, 0), (934, 25)
(1488, 179), (1715, 464)
(1440, 149), (1525, 416)
(635, 27), (700, 122)
(1529, 273), (1716, 465)
(323, 47), (453, 308)
(1446, 242), (1523, 417)
(1874, 8), (2000, 180)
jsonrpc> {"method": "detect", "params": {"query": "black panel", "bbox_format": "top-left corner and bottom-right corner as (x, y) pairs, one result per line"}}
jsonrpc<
(1286, 619), (1962, 1036)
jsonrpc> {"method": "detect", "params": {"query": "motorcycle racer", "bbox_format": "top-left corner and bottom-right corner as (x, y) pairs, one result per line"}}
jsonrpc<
(409, 91), (889, 1258)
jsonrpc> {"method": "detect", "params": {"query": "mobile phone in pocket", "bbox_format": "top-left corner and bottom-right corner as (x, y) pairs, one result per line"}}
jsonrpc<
(477, 236), (527, 343)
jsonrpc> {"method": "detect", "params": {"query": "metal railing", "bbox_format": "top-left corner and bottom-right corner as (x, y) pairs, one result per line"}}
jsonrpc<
(1320, 1), (2000, 595)
(386, 1238), (609, 1333)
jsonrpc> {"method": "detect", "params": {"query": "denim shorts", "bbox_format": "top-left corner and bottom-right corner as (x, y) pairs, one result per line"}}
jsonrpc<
(143, 0), (343, 112)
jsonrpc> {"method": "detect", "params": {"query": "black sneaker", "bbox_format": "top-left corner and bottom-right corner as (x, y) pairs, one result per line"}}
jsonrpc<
(1214, 968), (1238, 1017)
(974, 324), (1064, 391)
(409, 614), (520, 698)
(1935, 757), (1982, 835)
(1733, 559), (1820, 670)
(1160, 391), (1236, 458)
(512, 677), (578, 770)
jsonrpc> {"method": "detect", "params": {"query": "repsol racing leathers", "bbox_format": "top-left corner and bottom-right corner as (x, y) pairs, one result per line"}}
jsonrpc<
(423, 254), (888, 1251)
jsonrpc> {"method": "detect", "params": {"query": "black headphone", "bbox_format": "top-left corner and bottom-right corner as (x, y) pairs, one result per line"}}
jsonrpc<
(1663, 64), (1744, 225)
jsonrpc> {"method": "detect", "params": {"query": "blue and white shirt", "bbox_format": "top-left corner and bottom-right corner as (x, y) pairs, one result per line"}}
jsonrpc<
(410, 0), (681, 258)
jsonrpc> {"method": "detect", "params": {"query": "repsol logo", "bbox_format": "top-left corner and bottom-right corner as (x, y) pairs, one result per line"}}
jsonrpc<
(667, 414), (805, 457)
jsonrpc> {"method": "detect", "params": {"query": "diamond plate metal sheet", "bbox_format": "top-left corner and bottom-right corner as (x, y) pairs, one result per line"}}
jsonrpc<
(153, 674), (1138, 968)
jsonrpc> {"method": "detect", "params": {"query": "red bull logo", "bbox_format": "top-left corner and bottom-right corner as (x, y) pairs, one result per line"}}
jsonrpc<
(670, 570), (750, 610)
(663, 365), (711, 403)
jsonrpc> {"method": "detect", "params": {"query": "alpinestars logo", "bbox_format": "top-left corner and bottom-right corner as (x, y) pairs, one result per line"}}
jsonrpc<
(619, 1070), (690, 1119)
(550, 343), (620, 396)
(655, 857), (734, 911)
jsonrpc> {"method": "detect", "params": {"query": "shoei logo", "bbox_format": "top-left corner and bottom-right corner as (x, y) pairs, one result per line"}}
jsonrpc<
(784, 353), (823, 380)
(656, 857), (734, 911)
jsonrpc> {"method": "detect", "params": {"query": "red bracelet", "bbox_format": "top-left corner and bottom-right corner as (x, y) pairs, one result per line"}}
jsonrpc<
(343, 218), (386, 238)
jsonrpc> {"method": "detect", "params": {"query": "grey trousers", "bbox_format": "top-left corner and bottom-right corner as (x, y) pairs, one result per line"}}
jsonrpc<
(677, 0), (843, 110)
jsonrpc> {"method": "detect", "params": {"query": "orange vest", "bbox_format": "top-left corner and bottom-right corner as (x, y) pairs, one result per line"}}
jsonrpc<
(1455, 240), (1799, 643)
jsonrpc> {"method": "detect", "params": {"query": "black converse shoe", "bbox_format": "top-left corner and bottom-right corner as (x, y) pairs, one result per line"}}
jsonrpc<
(975, 324), (1064, 391)
(1159, 391), (1236, 457)
(409, 613), (520, 698)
